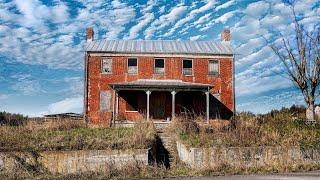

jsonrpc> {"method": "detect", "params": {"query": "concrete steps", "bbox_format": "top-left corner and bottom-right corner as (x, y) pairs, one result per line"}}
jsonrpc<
(156, 131), (178, 168)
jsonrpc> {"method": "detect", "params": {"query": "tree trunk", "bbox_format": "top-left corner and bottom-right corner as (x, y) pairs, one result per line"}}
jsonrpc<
(306, 103), (315, 121)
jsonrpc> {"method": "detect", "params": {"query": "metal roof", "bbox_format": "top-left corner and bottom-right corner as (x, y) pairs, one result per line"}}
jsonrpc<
(110, 79), (212, 91)
(86, 40), (233, 55)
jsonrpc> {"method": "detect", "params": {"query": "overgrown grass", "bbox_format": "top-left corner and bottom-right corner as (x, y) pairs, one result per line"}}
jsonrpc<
(168, 109), (320, 148)
(0, 120), (156, 151)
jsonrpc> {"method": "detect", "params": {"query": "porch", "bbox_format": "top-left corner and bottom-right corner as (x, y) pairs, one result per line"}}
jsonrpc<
(110, 79), (212, 124)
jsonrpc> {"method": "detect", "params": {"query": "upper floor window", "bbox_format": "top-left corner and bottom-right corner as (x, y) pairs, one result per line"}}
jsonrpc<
(154, 58), (165, 74)
(128, 58), (138, 74)
(182, 59), (193, 75)
(208, 60), (219, 75)
(101, 58), (112, 74)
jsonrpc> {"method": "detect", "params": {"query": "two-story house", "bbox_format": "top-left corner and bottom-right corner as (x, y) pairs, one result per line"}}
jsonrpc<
(84, 28), (234, 124)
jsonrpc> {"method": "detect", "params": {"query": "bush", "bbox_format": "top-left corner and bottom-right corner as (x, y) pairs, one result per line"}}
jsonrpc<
(0, 111), (28, 126)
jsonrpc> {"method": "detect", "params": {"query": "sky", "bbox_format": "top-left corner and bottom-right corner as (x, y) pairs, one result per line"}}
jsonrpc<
(0, 0), (319, 117)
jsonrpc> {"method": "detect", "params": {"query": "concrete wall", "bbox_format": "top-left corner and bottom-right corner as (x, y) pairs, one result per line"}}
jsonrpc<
(0, 149), (148, 174)
(176, 141), (320, 169)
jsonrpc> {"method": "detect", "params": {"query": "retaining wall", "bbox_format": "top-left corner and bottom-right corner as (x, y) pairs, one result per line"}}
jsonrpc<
(0, 149), (148, 174)
(176, 141), (320, 169)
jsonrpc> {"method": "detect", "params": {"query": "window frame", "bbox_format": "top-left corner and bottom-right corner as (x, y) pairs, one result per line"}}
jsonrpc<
(208, 59), (220, 76)
(101, 57), (112, 74)
(127, 57), (138, 75)
(182, 59), (193, 76)
(154, 58), (165, 75)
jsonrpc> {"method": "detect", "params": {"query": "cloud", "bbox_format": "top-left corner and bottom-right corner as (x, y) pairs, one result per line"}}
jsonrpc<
(162, 0), (217, 37)
(0, 94), (10, 100)
(215, 0), (235, 11)
(144, 4), (188, 39)
(190, 35), (202, 41)
(46, 96), (83, 114)
(10, 74), (45, 96)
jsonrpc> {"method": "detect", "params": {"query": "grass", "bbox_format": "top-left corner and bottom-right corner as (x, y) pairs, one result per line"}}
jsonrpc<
(0, 119), (156, 151)
(168, 110), (320, 148)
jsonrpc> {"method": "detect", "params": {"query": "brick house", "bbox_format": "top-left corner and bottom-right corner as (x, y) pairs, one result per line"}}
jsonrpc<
(84, 28), (234, 124)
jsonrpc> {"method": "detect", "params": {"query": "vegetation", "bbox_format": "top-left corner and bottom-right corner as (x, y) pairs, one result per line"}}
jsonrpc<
(0, 111), (28, 126)
(169, 105), (320, 148)
(0, 119), (156, 151)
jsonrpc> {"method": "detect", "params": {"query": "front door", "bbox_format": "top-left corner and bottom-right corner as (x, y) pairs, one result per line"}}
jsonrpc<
(150, 92), (166, 120)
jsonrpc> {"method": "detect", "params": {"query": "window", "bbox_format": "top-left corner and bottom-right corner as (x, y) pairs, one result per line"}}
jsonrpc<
(126, 95), (138, 111)
(101, 58), (112, 74)
(154, 58), (165, 74)
(208, 60), (219, 75)
(182, 59), (193, 75)
(100, 91), (111, 112)
(127, 58), (138, 74)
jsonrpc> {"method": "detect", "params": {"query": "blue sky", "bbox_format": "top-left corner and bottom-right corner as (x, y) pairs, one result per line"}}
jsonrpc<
(0, 0), (319, 117)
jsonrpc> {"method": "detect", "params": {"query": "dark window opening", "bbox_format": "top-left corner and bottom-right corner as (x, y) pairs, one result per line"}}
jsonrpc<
(183, 59), (193, 75)
(128, 58), (138, 74)
(154, 58), (165, 74)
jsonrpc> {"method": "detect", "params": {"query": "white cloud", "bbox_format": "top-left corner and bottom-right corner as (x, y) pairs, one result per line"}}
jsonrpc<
(245, 1), (269, 18)
(145, 4), (188, 39)
(215, 0), (235, 11)
(190, 35), (202, 41)
(11, 74), (45, 96)
(163, 0), (217, 37)
(0, 94), (10, 100)
(46, 96), (83, 114)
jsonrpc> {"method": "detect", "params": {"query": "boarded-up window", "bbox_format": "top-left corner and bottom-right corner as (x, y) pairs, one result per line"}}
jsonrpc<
(183, 59), (192, 75)
(128, 58), (138, 74)
(100, 91), (111, 112)
(208, 60), (219, 75)
(101, 58), (112, 74)
(154, 58), (165, 74)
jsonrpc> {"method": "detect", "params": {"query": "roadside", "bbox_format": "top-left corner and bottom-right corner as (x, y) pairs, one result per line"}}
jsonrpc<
(162, 170), (320, 180)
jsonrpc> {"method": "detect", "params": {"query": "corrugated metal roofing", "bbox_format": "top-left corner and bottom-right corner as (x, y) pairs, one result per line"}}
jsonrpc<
(86, 40), (233, 55)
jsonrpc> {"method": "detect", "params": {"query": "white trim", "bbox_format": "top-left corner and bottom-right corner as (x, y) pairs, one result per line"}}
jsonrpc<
(154, 58), (165, 75)
(89, 52), (233, 59)
(182, 59), (193, 76)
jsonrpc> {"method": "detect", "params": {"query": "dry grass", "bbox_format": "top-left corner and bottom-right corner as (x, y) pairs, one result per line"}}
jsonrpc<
(0, 119), (156, 151)
(168, 111), (320, 148)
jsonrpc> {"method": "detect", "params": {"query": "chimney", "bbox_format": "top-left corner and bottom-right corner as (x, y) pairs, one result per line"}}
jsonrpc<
(221, 29), (230, 41)
(86, 27), (94, 42)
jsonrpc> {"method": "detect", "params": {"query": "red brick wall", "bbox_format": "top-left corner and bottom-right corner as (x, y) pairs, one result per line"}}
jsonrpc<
(85, 55), (233, 124)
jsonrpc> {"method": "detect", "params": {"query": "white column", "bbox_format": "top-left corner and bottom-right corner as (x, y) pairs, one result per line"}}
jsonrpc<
(112, 90), (116, 125)
(115, 91), (119, 121)
(146, 90), (151, 121)
(171, 91), (176, 121)
(205, 91), (210, 123)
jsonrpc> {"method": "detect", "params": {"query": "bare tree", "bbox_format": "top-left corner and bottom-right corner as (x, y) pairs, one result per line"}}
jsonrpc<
(269, 1), (320, 121)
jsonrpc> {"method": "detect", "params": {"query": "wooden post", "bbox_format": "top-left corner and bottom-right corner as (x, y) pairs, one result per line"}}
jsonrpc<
(146, 90), (151, 121)
(171, 90), (176, 121)
(205, 91), (210, 123)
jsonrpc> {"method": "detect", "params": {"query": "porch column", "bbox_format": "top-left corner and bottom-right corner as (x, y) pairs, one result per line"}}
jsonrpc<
(115, 91), (119, 121)
(146, 90), (151, 121)
(205, 91), (210, 123)
(112, 90), (116, 125)
(171, 90), (176, 121)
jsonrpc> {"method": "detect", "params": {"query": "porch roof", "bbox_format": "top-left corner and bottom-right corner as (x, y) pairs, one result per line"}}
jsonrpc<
(110, 79), (212, 91)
